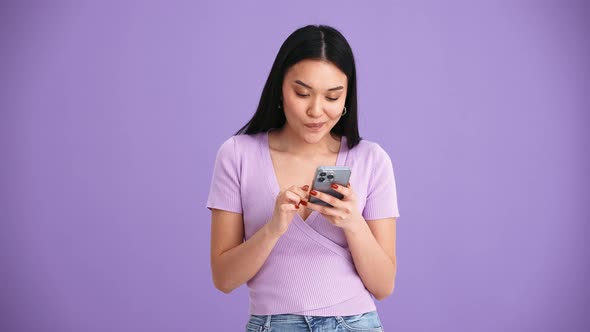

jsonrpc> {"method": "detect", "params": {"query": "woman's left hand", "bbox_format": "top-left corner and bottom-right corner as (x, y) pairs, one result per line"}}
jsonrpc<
(301, 182), (364, 232)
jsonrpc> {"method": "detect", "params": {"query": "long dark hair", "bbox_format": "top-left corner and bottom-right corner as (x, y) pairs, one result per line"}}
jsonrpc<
(234, 24), (361, 149)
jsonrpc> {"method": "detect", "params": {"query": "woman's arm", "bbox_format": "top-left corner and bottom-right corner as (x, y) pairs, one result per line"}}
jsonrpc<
(210, 209), (282, 294)
(210, 183), (308, 293)
(344, 217), (397, 300)
(302, 182), (398, 301)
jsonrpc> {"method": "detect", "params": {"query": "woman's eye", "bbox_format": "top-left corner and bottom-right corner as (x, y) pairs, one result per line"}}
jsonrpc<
(296, 92), (339, 102)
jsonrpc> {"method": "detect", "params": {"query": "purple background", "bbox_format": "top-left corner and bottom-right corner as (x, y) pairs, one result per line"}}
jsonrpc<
(1, 1), (589, 331)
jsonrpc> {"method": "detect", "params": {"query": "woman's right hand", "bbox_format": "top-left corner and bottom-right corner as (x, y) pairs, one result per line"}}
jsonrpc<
(267, 184), (309, 236)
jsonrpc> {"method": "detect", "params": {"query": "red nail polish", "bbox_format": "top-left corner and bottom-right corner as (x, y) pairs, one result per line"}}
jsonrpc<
(302, 185), (309, 191)
(300, 200), (307, 206)
(310, 190), (317, 196)
(331, 184), (338, 189)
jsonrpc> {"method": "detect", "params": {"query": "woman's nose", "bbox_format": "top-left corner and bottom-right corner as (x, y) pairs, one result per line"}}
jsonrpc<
(307, 97), (324, 116)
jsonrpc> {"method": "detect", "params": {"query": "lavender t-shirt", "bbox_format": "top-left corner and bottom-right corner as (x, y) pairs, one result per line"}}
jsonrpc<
(206, 131), (400, 316)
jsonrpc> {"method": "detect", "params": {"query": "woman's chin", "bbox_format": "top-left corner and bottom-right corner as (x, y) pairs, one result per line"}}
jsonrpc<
(299, 131), (327, 143)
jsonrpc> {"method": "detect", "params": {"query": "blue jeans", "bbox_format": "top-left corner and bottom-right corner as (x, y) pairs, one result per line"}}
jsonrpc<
(246, 311), (384, 331)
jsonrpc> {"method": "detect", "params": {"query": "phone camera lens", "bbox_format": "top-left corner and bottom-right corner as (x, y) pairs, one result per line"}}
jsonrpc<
(318, 177), (325, 182)
(327, 174), (334, 179)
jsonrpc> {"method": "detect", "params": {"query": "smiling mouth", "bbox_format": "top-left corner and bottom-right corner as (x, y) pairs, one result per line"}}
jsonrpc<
(305, 122), (325, 128)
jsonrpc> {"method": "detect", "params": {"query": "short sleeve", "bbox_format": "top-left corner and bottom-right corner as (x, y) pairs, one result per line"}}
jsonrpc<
(206, 136), (243, 214)
(362, 144), (400, 221)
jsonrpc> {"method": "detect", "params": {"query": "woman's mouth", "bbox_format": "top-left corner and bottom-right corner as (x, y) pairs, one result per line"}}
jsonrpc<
(304, 122), (325, 131)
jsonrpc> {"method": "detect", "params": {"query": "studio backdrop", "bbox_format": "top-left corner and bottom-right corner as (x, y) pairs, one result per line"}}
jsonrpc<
(1, 1), (588, 331)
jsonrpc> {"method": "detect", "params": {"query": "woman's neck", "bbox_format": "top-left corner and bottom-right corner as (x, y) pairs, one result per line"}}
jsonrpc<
(269, 126), (341, 157)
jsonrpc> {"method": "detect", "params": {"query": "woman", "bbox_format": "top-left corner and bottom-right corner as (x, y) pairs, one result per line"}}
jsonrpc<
(206, 24), (400, 331)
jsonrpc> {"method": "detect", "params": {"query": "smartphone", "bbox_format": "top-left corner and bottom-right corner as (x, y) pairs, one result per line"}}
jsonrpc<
(309, 166), (352, 207)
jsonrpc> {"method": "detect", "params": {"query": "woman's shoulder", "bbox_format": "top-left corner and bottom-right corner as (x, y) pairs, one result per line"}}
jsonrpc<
(351, 137), (390, 158)
(215, 133), (264, 156)
(218, 132), (264, 146)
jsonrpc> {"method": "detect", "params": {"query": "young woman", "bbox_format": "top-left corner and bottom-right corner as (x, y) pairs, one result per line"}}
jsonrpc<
(206, 24), (400, 332)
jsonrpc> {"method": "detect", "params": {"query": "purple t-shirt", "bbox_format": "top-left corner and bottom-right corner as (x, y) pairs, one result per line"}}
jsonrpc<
(206, 131), (400, 316)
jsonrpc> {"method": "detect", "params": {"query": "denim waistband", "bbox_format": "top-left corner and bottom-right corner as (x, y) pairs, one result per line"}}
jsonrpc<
(248, 310), (381, 326)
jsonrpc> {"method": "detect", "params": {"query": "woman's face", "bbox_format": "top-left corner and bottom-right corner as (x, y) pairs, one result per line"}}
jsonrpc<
(281, 59), (348, 143)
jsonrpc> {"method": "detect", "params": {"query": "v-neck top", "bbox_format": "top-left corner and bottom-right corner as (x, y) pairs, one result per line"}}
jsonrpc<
(206, 131), (400, 316)
(263, 130), (348, 224)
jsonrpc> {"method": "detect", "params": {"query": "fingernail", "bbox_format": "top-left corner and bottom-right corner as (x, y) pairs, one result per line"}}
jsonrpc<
(310, 190), (318, 196)
(302, 185), (309, 191)
(300, 200), (307, 206)
(331, 184), (338, 189)
(295, 203), (300, 209)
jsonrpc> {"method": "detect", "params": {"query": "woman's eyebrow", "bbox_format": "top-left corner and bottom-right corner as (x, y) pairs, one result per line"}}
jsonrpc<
(294, 80), (344, 91)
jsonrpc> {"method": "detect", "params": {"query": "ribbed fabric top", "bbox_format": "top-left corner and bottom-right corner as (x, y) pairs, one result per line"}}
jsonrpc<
(206, 131), (400, 316)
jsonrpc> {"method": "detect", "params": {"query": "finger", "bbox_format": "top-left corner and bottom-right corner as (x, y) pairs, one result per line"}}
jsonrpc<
(281, 202), (300, 211)
(329, 183), (352, 199)
(284, 190), (302, 208)
(301, 200), (337, 216)
(309, 189), (342, 208)
(288, 185), (310, 201)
